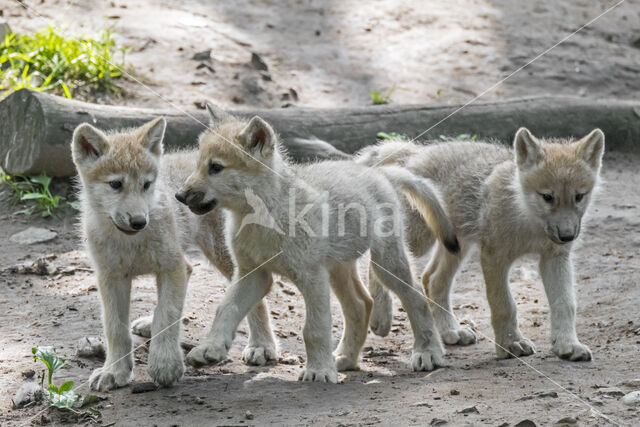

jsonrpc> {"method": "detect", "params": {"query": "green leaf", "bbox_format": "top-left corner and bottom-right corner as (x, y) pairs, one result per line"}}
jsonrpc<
(33, 347), (67, 386)
(60, 81), (71, 98)
(49, 389), (80, 409)
(21, 192), (47, 200)
(67, 201), (81, 210)
(29, 174), (51, 188)
(58, 381), (74, 393)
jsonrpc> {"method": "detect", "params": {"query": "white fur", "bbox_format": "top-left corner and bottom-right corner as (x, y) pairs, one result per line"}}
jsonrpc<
(358, 128), (604, 361)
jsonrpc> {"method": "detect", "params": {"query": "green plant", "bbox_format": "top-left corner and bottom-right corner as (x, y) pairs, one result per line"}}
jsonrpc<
(376, 131), (408, 141)
(32, 347), (101, 418)
(438, 134), (478, 142)
(0, 168), (78, 216)
(0, 25), (127, 99)
(369, 87), (395, 105)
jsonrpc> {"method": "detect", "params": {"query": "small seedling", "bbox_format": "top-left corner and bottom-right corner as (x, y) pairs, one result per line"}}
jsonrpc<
(369, 87), (395, 105)
(376, 131), (408, 141)
(32, 347), (101, 418)
(0, 168), (78, 216)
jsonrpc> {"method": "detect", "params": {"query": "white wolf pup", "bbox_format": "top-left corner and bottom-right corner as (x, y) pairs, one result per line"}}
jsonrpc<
(358, 128), (604, 361)
(175, 106), (460, 382)
(72, 118), (277, 391)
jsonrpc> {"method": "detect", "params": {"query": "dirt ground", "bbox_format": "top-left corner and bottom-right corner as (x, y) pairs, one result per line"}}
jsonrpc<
(1, 0), (640, 426)
(0, 152), (638, 426)
(3, 0), (640, 110)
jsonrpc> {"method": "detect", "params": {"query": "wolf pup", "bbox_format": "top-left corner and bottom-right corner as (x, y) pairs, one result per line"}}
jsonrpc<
(72, 118), (277, 391)
(359, 128), (604, 361)
(175, 106), (459, 382)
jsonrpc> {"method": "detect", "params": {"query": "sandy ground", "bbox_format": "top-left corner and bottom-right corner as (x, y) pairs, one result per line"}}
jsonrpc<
(0, 152), (638, 426)
(1, 0), (640, 425)
(3, 0), (640, 110)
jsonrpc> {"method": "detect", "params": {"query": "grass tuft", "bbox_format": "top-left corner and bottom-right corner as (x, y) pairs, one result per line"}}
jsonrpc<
(0, 25), (127, 99)
(0, 168), (78, 217)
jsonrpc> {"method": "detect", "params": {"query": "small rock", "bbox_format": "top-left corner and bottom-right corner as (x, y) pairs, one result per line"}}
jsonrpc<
(192, 49), (212, 61)
(131, 382), (158, 394)
(12, 379), (43, 408)
(619, 378), (640, 388)
(555, 416), (577, 425)
(411, 402), (432, 407)
(622, 390), (640, 406)
(459, 406), (479, 414)
(596, 387), (624, 398)
(245, 410), (254, 420)
(250, 52), (268, 71)
(194, 396), (205, 405)
(450, 389), (460, 396)
(10, 227), (57, 245)
(22, 370), (35, 379)
(514, 421), (537, 427)
(76, 336), (105, 359)
(430, 418), (447, 426)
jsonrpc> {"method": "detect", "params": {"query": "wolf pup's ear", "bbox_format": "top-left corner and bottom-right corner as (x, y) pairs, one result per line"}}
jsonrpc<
(139, 117), (166, 157)
(239, 116), (276, 157)
(72, 123), (109, 168)
(205, 102), (229, 126)
(514, 127), (542, 169)
(576, 128), (605, 171)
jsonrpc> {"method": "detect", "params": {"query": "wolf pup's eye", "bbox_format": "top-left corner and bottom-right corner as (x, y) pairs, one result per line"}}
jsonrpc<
(209, 162), (224, 175)
(109, 180), (122, 190)
(575, 193), (585, 203)
(143, 181), (152, 191)
(540, 193), (554, 203)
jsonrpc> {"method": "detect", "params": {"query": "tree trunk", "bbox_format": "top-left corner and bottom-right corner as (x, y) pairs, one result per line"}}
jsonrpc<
(1, 89), (638, 176)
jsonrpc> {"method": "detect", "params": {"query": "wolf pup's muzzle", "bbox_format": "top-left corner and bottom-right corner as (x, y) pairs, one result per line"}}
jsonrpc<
(175, 190), (217, 215)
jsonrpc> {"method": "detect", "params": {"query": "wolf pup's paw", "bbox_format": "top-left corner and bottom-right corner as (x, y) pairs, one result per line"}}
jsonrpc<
(369, 292), (393, 337)
(89, 366), (133, 391)
(441, 325), (477, 346)
(242, 344), (277, 366)
(298, 365), (338, 383)
(148, 346), (185, 387)
(496, 337), (536, 359)
(552, 340), (592, 361)
(334, 354), (359, 372)
(131, 316), (153, 338)
(186, 342), (228, 367)
(411, 346), (446, 372)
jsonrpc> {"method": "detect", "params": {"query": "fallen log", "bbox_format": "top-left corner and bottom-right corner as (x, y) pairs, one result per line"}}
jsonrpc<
(1, 89), (639, 176)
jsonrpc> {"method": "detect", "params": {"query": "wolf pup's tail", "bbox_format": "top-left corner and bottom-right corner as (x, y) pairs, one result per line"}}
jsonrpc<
(380, 165), (459, 254)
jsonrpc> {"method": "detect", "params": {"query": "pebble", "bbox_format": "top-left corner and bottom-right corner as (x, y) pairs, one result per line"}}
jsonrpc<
(245, 410), (254, 420)
(514, 420), (537, 427)
(622, 390), (640, 406)
(619, 378), (640, 388)
(192, 49), (212, 61)
(430, 418), (447, 426)
(556, 416), (577, 425)
(10, 227), (57, 245)
(250, 52), (268, 71)
(76, 336), (106, 359)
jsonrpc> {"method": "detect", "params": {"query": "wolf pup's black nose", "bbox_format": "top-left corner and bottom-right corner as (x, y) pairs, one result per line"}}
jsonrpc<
(559, 233), (575, 242)
(130, 216), (147, 230)
(175, 190), (187, 204)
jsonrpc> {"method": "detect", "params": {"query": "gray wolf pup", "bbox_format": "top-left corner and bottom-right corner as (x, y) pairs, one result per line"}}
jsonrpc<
(175, 106), (459, 382)
(358, 128), (604, 361)
(72, 118), (276, 391)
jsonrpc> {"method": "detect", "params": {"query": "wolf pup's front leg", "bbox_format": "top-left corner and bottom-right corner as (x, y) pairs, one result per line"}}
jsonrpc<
(90, 271), (134, 391)
(148, 257), (189, 386)
(539, 253), (592, 361)
(186, 268), (273, 367)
